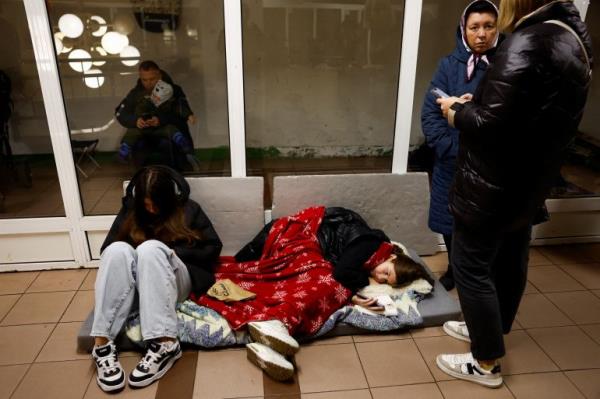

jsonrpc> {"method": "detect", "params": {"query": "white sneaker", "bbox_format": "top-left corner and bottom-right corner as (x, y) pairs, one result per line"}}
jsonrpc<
(436, 352), (502, 388)
(443, 321), (471, 343)
(248, 320), (299, 356)
(128, 340), (182, 388)
(92, 341), (125, 393)
(246, 342), (294, 381)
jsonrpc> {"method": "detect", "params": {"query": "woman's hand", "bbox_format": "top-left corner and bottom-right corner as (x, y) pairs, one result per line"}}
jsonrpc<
(436, 96), (466, 118)
(351, 295), (384, 312)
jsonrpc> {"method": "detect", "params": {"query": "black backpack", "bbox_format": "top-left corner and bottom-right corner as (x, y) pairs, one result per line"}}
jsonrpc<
(0, 70), (12, 123)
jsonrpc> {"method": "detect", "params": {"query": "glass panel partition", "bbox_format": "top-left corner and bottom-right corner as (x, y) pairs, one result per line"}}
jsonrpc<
(0, 1), (65, 219)
(562, 4), (600, 198)
(47, 0), (230, 215)
(242, 0), (404, 206)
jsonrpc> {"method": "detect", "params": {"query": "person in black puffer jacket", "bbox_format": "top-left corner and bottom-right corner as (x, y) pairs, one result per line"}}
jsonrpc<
(435, 0), (592, 388)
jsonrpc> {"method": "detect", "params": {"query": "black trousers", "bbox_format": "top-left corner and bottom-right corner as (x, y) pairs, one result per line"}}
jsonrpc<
(443, 234), (453, 270)
(451, 220), (531, 360)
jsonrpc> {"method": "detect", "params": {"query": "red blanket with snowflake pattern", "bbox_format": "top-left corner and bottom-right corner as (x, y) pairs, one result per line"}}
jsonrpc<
(191, 206), (352, 335)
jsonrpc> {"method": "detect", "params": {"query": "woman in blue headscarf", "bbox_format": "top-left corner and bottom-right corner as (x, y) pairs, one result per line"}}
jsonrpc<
(421, 0), (501, 290)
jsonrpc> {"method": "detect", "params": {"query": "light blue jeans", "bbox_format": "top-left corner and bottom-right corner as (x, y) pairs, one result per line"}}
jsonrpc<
(91, 240), (191, 341)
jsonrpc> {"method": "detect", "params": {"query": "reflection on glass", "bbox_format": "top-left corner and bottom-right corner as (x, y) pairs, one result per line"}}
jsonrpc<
(242, 0), (403, 206)
(555, 3), (600, 198)
(0, 2), (65, 219)
(47, 0), (231, 216)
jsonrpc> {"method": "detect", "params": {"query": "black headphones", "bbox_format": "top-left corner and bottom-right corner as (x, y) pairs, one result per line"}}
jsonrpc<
(125, 165), (190, 202)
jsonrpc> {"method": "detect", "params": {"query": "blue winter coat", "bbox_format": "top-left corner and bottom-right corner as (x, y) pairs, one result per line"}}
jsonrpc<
(421, 28), (497, 236)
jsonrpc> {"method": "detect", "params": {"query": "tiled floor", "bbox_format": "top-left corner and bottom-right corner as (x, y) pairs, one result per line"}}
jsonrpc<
(1, 244), (600, 398)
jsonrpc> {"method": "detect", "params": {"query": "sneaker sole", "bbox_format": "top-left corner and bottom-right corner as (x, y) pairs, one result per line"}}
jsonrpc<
(435, 355), (503, 388)
(128, 349), (183, 388)
(443, 323), (471, 343)
(97, 374), (125, 393)
(248, 323), (299, 356)
(246, 345), (294, 381)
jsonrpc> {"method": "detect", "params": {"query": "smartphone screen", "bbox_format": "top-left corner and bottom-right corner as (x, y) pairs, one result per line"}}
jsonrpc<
(430, 87), (449, 99)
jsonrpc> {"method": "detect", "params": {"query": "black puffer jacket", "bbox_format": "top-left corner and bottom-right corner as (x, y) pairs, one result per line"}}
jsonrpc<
(449, 0), (592, 231)
(235, 207), (389, 292)
(317, 207), (388, 264)
(101, 167), (222, 296)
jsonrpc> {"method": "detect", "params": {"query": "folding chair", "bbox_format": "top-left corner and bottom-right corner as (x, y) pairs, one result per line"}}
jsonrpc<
(71, 139), (100, 178)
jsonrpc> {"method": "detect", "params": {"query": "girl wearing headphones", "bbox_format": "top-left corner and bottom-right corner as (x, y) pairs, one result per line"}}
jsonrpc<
(90, 166), (222, 392)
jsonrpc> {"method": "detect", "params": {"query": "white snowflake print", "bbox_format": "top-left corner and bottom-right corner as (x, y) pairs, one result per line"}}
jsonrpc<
(275, 281), (286, 290)
(318, 297), (330, 312)
(297, 272), (311, 283)
(295, 301), (306, 311)
(334, 285), (348, 303)
(245, 265), (260, 273)
(272, 290), (287, 300)
(243, 304), (255, 313)
(298, 264), (314, 273)
(293, 290), (308, 299)
(311, 316), (323, 332)
(238, 281), (256, 290)
(318, 274), (335, 286)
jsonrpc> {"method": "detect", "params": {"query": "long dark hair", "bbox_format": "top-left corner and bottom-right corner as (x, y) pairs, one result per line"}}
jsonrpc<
(116, 166), (200, 246)
(390, 245), (434, 287)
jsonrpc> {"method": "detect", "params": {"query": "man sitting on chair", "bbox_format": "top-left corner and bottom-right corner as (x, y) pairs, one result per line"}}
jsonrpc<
(115, 60), (198, 171)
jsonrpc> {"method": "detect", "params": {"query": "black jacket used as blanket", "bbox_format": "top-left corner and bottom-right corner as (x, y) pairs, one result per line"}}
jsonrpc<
(235, 207), (389, 292)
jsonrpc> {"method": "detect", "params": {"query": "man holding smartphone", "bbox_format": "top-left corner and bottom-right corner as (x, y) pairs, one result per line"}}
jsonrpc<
(115, 60), (198, 171)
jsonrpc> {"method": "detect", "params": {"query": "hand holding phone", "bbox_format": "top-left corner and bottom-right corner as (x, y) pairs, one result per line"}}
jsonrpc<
(430, 87), (449, 99)
(352, 294), (384, 312)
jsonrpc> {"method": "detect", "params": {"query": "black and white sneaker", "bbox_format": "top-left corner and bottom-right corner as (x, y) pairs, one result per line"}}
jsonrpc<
(436, 352), (503, 388)
(128, 340), (182, 388)
(92, 341), (125, 393)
